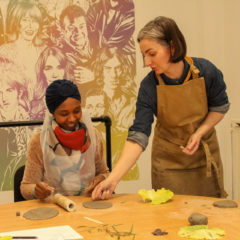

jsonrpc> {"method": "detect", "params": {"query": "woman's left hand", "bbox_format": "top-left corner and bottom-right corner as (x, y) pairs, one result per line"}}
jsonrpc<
(180, 133), (202, 155)
(83, 174), (106, 196)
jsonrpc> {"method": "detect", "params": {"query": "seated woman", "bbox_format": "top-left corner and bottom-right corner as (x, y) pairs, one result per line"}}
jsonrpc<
(21, 79), (109, 199)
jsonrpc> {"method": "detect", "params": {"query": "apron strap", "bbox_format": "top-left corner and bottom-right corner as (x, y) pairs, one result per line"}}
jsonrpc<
(185, 56), (200, 79)
(201, 140), (228, 197)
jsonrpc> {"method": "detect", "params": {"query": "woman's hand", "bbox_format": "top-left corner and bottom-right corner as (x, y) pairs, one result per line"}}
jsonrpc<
(35, 182), (54, 199)
(180, 112), (225, 155)
(91, 141), (143, 200)
(180, 132), (202, 155)
(91, 178), (117, 200)
(83, 174), (106, 196)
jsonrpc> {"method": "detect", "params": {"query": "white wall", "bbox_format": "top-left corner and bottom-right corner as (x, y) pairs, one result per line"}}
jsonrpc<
(116, 0), (240, 199)
(223, 0), (240, 198)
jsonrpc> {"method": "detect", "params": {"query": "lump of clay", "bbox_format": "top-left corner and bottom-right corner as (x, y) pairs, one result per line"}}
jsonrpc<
(213, 199), (238, 208)
(188, 212), (208, 225)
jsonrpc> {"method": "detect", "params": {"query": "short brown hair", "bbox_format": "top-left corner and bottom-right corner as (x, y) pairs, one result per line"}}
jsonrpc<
(137, 16), (186, 63)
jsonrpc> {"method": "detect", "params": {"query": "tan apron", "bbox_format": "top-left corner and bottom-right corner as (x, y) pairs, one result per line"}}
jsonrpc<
(151, 57), (227, 197)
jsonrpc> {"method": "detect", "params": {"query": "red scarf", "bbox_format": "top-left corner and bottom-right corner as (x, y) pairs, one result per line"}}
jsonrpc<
(54, 123), (90, 152)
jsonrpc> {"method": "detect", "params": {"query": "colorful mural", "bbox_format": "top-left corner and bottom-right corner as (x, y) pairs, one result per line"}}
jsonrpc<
(0, 0), (138, 191)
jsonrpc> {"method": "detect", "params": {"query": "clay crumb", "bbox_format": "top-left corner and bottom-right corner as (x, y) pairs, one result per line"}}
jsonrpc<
(152, 228), (168, 236)
(16, 211), (21, 216)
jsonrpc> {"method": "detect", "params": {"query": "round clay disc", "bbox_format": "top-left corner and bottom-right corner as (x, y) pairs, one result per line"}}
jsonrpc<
(82, 201), (112, 209)
(213, 200), (238, 208)
(23, 207), (59, 220)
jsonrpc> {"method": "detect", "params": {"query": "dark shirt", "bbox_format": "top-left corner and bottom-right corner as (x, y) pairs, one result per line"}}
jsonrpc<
(128, 57), (230, 149)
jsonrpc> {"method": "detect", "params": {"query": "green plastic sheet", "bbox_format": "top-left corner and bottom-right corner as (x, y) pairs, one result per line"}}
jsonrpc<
(138, 188), (174, 204)
(178, 225), (225, 239)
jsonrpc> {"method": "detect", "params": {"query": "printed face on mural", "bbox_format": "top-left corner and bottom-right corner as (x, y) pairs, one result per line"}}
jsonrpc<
(85, 95), (105, 117)
(0, 82), (18, 115)
(63, 15), (88, 50)
(103, 56), (121, 90)
(19, 12), (40, 41)
(43, 55), (65, 84)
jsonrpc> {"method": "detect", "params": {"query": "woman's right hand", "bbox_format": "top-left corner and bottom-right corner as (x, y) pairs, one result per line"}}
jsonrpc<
(91, 141), (143, 200)
(91, 178), (117, 200)
(35, 182), (54, 199)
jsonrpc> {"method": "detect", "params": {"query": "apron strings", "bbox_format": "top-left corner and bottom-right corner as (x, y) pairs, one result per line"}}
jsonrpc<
(201, 140), (228, 198)
(201, 140), (213, 177)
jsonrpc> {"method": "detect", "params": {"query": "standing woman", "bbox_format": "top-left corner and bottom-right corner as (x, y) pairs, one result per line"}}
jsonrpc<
(92, 16), (230, 200)
(21, 79), (109, 199)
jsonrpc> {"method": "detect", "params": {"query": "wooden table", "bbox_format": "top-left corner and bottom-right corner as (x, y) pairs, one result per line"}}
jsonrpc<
(0, 194), (239, 240)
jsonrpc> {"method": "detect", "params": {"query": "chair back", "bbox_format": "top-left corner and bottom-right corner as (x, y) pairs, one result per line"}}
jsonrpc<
(14, 165), (25, 202)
